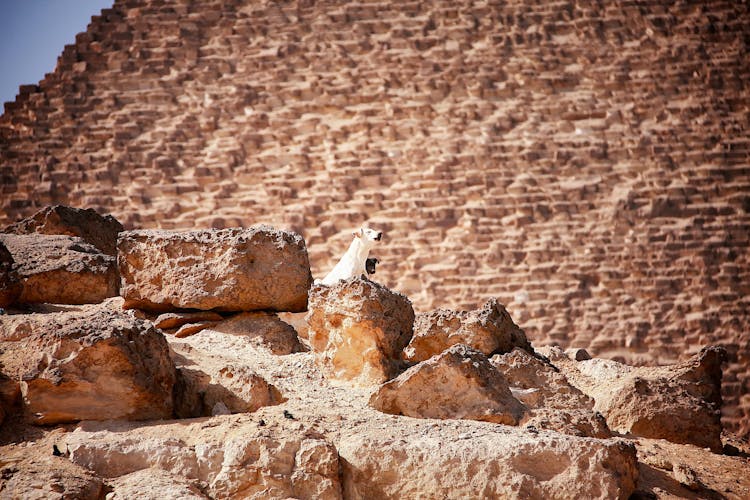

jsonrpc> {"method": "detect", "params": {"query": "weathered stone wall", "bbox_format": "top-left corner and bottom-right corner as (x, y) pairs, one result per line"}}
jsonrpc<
(1, 0), (748, 434)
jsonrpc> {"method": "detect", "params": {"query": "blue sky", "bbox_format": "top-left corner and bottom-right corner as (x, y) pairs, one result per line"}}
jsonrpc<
(0, 0), (113, 106)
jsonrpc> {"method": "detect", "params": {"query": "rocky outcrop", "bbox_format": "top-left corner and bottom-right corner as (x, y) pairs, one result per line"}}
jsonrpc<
(107, 469), (207, 500)
(65, 420), (342, 500)
(0, 307), (176, 424)
(212, 312), (303, 355)
(117, 226), (312, 312)
(339, 426), (639, 499)
(490, 348), (610, 437)
(0, 234), (118, 305)
(404, 298), (532, 363)
(3, 205), (123, 255)
(370, 344), (525, 425)
(0, 240), (21, 308)
(543, 346), (726, 452)
(0, 454), (104, 500)
(307, 277), (414, 386)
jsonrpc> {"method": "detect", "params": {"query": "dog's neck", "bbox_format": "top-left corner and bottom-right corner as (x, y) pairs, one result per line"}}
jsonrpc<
(348, 237), (374, 262)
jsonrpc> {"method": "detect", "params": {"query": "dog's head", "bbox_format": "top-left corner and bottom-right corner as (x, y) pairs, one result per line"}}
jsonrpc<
(354, 227), (383, 243)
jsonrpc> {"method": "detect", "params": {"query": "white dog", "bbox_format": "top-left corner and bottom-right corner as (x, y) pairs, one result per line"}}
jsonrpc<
(319, 227), (382, 286)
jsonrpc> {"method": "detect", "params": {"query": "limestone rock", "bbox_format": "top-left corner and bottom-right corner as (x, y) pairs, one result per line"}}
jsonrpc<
(0, 234), (118, 305)
(65, 420), (342, 500)
(545, 345), (726, 451)
(118, 226), (312, 312)
(3, 205), (123, 255)
(213, 311), (303, 355)
(154, 311), (224, 330)
(307, 277), (414, 386)
(0, 240), (21, 307)
(490, 348), (611, 437)
(0, 455), (104, 500)
(404, 298), (532, 363)
(370, 344), (525, 425)
(339, 426), (638, 499)
(0, 308), (176, 424)
(107, 468), (208, 499)
(174, 321), (217, 338)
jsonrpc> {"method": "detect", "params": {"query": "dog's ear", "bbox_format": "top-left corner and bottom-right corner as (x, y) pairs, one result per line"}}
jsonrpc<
(353, 228), (363, 238)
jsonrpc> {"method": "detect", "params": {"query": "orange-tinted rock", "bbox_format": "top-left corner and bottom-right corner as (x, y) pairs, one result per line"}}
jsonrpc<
(117, 226), (312, 313)
(404, 298), (532, 364)
(306, 277), (414, 386)
(154, 311), (223, 330)
(0, 307), (176, 424)
(0, 234), (118, 305)
(0, 240), (21, 308)
(3, 205), (123, 255)
(370, 344), (525, 425)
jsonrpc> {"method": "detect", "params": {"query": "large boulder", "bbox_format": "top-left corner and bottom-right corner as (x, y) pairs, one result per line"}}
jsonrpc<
(0, 234), (118, 305)
(339, 425), (638, 499)
(306, 277), (414, 386)
(0, 454), (104, 500)
(212, 312), (303, 355)
(0, 307), (176, 424)
(543, 346), (726, 452)
(370, 344), (525, 425)
(404, 298), (532, 363)
(490, 348), (611, 438)
(0, 240), (21, 307)
(65, 419), (342, 500)
(118, 226), (312, 312)
(3, 205), (123, 255)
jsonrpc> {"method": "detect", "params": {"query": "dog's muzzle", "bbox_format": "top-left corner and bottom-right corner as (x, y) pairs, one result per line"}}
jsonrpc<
(374, 232), (382, 241)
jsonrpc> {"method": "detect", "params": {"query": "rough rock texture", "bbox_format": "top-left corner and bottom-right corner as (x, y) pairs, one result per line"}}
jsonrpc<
(154, 311), (224, 330)
(307, 277), (414, 386)
(107, 468), (208, 500)
(0, 454), (104, 500)
(370, 344), (525, 425)
(0, 0), (748, 437)
(2, 205), (123, 255)
(491, 348), (611, 438)
(0, 240), (21, 308)
(544, 346), (726, 452)
(212, 312), (303, 355)
(340, 429), (638, 499)
(404, 298), (532, 363)
(0, 233), (118, 305)
(118, 226), (312, 312)
(0, 306), (176, 424)
(65, 420), (342, 500)
(174, 322), (218, 338)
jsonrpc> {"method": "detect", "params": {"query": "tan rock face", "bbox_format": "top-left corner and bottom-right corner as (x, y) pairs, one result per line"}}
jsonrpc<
(306, 277), (414, 386)
(118, 226), (312, 312)
(491, 348), (611, 438)
(213, 311), (303, 355)
(65, 420), (342, 500)
(107, 468), (206, 500)
(0, 240), (21, 308)
(546, 346), (726, 451)
(0, 307), (176, 424)
(339, 427), (638, 500)
(0, 455), (104, 500)
(404, 298), (532, 363)
(0, 234), (118, 305)
(370, 344), (525, 425)
(3, 205), (123, 255)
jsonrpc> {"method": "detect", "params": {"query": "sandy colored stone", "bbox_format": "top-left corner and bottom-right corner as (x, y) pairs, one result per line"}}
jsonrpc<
(118, 226), (312, 312)
(0, 307), (176, 424)
(370, 344), (525, 425)
(0, 454), (103, 500)
(404, 298), (532, 363)
(520, 408), (611, 439)
(3, 205), (123, 255)
(65, 420), (341, 500)
(212, 311), (303, 355)
(107, 468), (208, 499)
(174, 321), (217, 338)
(0, 233), (118, 305)
(339, 428), (638, 499)
(0, 241), (21, 308)
(306, 277), (414, 386)
(544, 345), (726, 451)
(154, 311), (223, 329)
